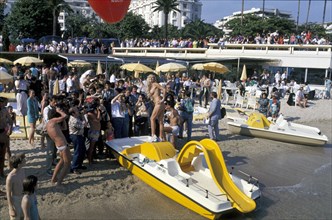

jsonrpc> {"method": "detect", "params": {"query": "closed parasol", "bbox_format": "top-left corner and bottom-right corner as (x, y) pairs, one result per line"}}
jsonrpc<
(240, 64), (247, 81)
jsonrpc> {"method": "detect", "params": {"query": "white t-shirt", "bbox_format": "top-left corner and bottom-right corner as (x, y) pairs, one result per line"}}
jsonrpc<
(66, 78), (73, 93)
(110, 74), (116, 83)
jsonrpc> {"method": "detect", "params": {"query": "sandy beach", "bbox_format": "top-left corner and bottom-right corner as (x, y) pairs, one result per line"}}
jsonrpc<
(1, 98), (331, 220)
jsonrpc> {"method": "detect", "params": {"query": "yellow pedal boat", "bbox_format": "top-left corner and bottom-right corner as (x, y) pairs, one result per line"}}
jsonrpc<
(106, 137), (260, 219)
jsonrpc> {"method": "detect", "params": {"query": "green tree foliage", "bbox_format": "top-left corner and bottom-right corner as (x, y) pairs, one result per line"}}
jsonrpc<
(153, 0), (180, 41)
(226, 15), (295, 37)
(298, 23), (328, 38)
(0, 2), (5, 31)
(65, 13), (98, 38)
(181, 19), (223, 39)
(116, 12), (150, 39)
(5, 0), (53, 39)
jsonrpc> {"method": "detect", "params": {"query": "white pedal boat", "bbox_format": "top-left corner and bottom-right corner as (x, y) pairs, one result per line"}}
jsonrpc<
(106, 137), (260, 219)
(227, 113), (328, 146)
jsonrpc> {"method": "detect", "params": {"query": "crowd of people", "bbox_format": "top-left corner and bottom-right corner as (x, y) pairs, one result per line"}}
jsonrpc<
(0, 58), (332, 219)
(3, 29), (330, 54)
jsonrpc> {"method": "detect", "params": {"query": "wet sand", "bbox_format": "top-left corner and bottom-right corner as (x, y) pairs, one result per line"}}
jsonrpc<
(0, 99), (331, 220)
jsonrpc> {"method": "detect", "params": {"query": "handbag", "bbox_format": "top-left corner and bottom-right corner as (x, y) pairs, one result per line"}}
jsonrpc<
(36, 121), (46, 135)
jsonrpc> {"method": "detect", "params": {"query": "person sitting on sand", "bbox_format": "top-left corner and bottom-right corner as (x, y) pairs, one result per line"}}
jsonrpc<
(6, 153), (26, 220)
(164, 95), (180, 147)
(147, 74), (166, 142)
(295, 87), (307, 108)
(46, 107), (71, 186)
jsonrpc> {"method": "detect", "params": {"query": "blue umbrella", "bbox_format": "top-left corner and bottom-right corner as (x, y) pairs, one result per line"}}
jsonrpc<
(20, 38), (36, 44)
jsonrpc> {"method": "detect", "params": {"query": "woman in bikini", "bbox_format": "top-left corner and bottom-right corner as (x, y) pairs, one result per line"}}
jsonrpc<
(147, 74), (166, 142)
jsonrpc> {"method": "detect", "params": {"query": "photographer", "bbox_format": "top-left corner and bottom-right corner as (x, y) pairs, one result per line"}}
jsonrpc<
(124, 88), (137, 137)
(111, 93), (126, 138)
(85, 99), (101, 165)
(68, 106), (87, 174)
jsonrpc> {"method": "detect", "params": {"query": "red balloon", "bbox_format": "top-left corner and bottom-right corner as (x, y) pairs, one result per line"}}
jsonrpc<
(88, 0), (131, 24)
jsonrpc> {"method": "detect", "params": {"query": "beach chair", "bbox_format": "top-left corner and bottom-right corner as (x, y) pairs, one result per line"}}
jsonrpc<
(233, 94), (244, 108)
(246, 96), (257, 110)
(221, 90), (229, 105)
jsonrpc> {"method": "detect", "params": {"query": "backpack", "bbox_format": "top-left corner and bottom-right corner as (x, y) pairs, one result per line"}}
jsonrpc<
(183, 98), (194, 113)
(220, 107), (226, 119)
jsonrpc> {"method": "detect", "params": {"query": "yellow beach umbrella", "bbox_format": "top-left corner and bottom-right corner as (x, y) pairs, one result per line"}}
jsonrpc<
(120, 63), (154, 73)
(0, 70), (14, 84)
(53, 78), (59, 95)
(0, 58), (13, 65)
(96, 60), (103, 75)
(156, 62), (187, 72)
(68, 60), (91, 67)
(203, 62), (229, 74)
(14, 56), (43, 66)
(191, 63), (204, 71)
(240, 64), (247, 81)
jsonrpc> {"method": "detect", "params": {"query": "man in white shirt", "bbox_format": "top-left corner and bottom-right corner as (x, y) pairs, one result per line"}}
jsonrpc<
(66, 72), (74, 93)
(275, 71), (281, 84)
(109, 73), (116, 83)
(295, 87), (307, 108)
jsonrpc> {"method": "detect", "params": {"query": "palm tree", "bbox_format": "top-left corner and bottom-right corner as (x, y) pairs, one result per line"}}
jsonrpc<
(305, 0), (311, 29)
(153, 0), (180, 45)
(296, 0), (300, 32)
(322, 0), (327, 25)
(262, 0), (265, 19)
(48, 0), (71, 36)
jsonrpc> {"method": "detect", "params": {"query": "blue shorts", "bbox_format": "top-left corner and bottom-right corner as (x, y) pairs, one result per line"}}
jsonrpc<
(88, 130), (100, 142)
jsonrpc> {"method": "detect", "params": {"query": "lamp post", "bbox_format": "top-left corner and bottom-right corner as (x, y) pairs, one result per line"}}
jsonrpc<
(53, 4), (64, 36)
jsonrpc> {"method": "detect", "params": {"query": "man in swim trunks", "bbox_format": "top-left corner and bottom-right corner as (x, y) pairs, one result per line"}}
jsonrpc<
(86, 103), (101, 165)
(46, 107), (71, 186)
(164, 96), (180, 147)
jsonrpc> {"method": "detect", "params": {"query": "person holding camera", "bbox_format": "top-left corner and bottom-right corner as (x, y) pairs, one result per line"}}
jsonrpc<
(86, 102), (101, 166)
(46, 107), (71, 186)
(111, 93), (127, 139)
(68, 106), (87, 174)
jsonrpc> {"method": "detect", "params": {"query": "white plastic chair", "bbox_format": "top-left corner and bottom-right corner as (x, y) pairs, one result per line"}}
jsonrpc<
(221, 91), (229, 105)
(246, 96), (257, 110)
(233, 94), (244, 108)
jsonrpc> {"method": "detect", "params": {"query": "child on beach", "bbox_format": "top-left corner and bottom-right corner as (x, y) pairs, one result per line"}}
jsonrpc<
(6, 153), (26, 220)
(21, 175), (40, 220)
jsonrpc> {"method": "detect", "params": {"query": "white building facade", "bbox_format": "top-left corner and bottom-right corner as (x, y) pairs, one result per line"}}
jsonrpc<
(214, 8), (292, 35)
(129, 0), (202, 29)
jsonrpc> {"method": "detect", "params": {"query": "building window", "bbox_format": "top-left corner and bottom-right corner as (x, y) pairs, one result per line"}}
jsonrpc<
(183, 3), (187, 9)
(183, 12), (187, 17)
(173, 11), (177, 18)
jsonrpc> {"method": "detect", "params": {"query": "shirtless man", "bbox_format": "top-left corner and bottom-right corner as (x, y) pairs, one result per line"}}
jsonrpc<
(164, 98), (180, 147)
(6, 153), (26, 220)
(147, 74), (166, 142)
(86, 103), (101, 165)
(46, 107), (71, 186)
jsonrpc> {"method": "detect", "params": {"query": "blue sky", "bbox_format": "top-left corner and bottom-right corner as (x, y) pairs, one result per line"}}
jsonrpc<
(200, 0), (332, 24)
